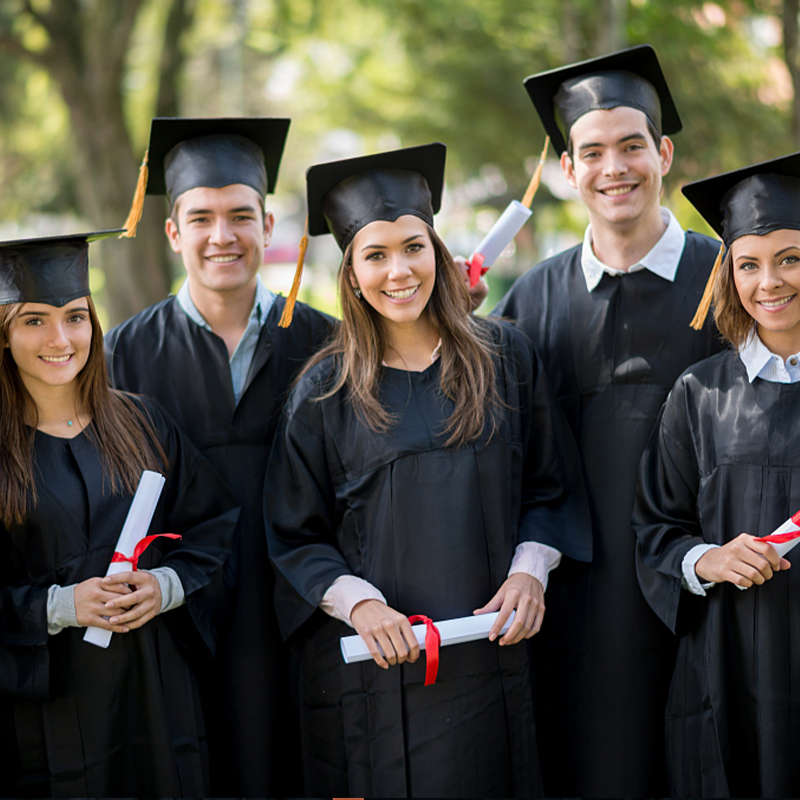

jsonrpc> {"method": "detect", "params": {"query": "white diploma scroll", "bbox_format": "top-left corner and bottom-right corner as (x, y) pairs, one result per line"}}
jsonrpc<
(470, 201), (532, 268)
(341, 610), (515, 664)
(83, 470), (166, 648)
(757, 510), (800, 557)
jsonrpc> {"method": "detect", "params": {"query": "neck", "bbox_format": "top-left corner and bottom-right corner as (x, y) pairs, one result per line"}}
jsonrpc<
(381, 313), (441, 371)
(22, 379), (82, 426)
(758, 325), (800, 362)
(589, 206), (667, 271)
(188, 278), (258, 358)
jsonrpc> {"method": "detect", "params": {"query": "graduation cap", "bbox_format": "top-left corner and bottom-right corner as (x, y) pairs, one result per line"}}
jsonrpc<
(277, 142), (447, 329)
(523, 44), (682, 155)
(0, 230), (122, 307)
(121, 117), (291, 237)
(683, 151), (800, 329)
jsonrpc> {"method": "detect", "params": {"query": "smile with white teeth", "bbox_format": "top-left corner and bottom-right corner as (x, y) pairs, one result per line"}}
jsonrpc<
(207, 255), (240, 263)
(759, 295), (796, 308)
(383, 286), (419, 300)
(602, 186), (635, 196)
(40, 355), (71, 362)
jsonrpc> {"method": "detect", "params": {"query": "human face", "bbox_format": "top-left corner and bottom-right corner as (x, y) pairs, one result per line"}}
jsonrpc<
(165, 183), (273, 299)
(561, 106), (673, 233)
(349, 215), (436, 333)
(731, 228), (800, 358)
(5, 298), (92, 393)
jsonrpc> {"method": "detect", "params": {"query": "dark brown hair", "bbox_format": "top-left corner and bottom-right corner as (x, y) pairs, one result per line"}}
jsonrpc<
(301, 224), (503, 447)
(0, 298), (167, 528)
(713, 246), (754, 349)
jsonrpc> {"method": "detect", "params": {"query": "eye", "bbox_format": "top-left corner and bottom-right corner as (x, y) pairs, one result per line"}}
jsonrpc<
(365, 251), (384, 262)
(581, 150), (600, 160)
(780, 254), (800, 266)
(187, 215), (210, 224)
(407, 242), (424, 253)
(68, 313), (88, 324)
(233, 214), (255, 222)
(626, 142), (644, 152)
(25, 317), (43, 326)
(738, 261), (758, 272)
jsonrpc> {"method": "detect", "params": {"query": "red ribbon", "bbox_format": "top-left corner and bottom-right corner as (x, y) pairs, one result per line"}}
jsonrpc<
(756, 530), (800, 544)
(111, 533), (182, 571)
(408, 614), (441, 686)
(466, 252), (487, 288)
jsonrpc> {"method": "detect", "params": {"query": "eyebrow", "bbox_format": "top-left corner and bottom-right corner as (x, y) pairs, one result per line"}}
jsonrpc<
(577, 132), (648, 152)
(184, 205), (258, 216)
(736, 245), (800, 262)
(18, 305), (89, 317)
(360, 234), (424, 252)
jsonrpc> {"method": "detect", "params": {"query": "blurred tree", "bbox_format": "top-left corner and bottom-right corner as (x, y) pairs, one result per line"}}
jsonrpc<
(0, 0), (196, 323)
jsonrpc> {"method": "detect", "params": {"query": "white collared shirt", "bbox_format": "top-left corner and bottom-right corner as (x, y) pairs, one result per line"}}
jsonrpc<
(580, 208), (687, 292)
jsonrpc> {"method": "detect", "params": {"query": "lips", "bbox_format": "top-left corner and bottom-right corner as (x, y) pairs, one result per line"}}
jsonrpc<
(758, 294), (796, 309)
(40, 354), (72, 363)
(600, 184), (637, 197)
(206, 254), (241, 263)
(383, 286), (419, 300)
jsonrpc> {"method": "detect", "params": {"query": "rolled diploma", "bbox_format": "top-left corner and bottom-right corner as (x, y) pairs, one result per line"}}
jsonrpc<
(736, 510), (800, 590)
(470, 201), (532, 269)
(83, 470), (166, 648)
(341, 610), (515, 664)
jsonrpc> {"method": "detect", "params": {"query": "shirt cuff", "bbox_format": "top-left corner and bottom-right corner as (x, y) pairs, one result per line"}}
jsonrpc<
(681, 543), (719, 596)
(150, 567), (185, 614)
(320, 575), (387, 627)
(47, 584), (78, 635)
(508, 541), (562, 591)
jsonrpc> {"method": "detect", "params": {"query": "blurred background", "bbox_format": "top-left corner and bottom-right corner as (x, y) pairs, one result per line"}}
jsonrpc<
(0, 0), (797, 326)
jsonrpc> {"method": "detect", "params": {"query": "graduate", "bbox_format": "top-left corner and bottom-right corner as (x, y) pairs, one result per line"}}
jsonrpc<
(492, 45), (724, 796)
(265, 143), (590, 797)
(104, 117), (334, 796)
(634, 152), (800, 797)
(0, 232), (239, 797)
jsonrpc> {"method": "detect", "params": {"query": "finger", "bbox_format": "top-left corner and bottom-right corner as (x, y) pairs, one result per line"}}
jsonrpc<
(474, 590), (502, 616)
(103, 571), (137, 586)
(528, 599), (545, 638)
(492, 595), (517, 643)
(398, 619), (420, 663)
(374, 628), (399, 666)
(780, 557), (792, 570)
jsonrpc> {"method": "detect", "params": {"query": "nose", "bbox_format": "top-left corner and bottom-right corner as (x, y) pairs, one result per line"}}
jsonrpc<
(602, 150), (628, 178)
(209, 217), (235, 245)
(387, 253), (414, 281)
(49, 321), (70, 348)
(760, 264), (784, 290)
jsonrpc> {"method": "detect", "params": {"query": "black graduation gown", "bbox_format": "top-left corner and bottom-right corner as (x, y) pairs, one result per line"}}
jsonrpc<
(493, 232), (724, 796)
(634, 352), (800, 798)
(104, 294), (333, 796)
(0, 396), (238, 798)
(265, 321), (591, 798)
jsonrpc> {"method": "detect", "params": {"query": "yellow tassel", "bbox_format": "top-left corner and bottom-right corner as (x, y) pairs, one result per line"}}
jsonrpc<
(278, 215), (309, 328)
(521, 136), (550, 209)
(690, 241), (725, 330)
(119, 151), (149, 238)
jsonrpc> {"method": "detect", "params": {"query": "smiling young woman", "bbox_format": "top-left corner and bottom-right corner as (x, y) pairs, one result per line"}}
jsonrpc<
(0, 232), (238, 797)
(264, 144), (590, 797)
(633, 152), (800, 797)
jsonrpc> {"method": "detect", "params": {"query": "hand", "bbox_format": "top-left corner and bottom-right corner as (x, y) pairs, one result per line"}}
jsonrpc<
(100, 570), (163, 631)
(73, 577), (133, 632)
(695, 533), (791, 588)
(349, 599), (420, 669)
(473, 572), (545, 645)
(455, 255), (489, 311)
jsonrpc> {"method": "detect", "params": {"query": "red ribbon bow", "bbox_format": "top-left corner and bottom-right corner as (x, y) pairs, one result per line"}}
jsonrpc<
(408, 614), (441, 686)
(756, 509), (800, 544)
(111, 533), (182, 571)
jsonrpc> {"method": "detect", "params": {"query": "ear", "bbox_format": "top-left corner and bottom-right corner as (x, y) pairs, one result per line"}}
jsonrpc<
(659, 135), (674, 177)
(165, 217), (182, 254)
(347, 265), (359, 290)
(263, 210), (275, 245)
(561, 150), (577, 189)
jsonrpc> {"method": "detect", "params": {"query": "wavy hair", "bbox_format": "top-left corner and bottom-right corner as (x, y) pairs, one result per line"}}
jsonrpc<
(0, 298), (166, 528)
(301, 224), (503, 448)
(713, 247), (755, 350)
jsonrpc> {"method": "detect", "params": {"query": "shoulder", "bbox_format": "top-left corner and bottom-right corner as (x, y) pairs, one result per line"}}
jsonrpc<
(285, 354), (341, 416)
(110, 390), (175, 433)
(664, 349), (740, 424)
(682, 230), (722, 265)
(105, 297), (180, 351)
(269, 296), (336, 338)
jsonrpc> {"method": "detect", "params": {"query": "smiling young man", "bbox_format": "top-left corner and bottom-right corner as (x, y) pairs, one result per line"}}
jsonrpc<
(104, 118), (334, 797)
(493, 46), (724, 796)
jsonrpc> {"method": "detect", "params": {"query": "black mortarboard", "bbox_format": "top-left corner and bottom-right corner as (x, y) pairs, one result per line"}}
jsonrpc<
(0, 230), (122, 306)
(682, 151), (800, 247)
(306, 143), (446, 251)
(121, 117), (290, 236)
(523, 45), (682, 154)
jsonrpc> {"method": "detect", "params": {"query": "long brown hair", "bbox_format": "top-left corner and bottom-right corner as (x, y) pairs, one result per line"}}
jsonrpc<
(713, 246), (755, 349)
(301, 224), (503, 447)
(0, 298), (167, 528)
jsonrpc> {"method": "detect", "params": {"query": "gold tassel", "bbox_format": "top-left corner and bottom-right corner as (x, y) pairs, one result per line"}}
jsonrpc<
(278, 215), (309, 328)
(690, 241), (725, 330)
(521, 136), (550, 209)
(119, 151), (149, 238)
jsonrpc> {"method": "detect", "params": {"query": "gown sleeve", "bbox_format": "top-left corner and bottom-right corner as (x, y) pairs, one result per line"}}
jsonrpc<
(633, 376), (708, 633)
(505, 324), (592, 562)
(265, 370), (355, 638)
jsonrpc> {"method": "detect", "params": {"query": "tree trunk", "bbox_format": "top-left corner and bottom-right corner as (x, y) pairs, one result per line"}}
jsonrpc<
(784, 0), (800, 147)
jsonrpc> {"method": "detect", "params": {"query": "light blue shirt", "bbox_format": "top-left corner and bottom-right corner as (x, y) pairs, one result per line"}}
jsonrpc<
(176, 275), (277, 404)
(580, 208), (686, 292)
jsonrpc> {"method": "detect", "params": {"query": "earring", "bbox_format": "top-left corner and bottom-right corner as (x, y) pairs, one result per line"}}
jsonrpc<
(354, 287), (362, 299)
